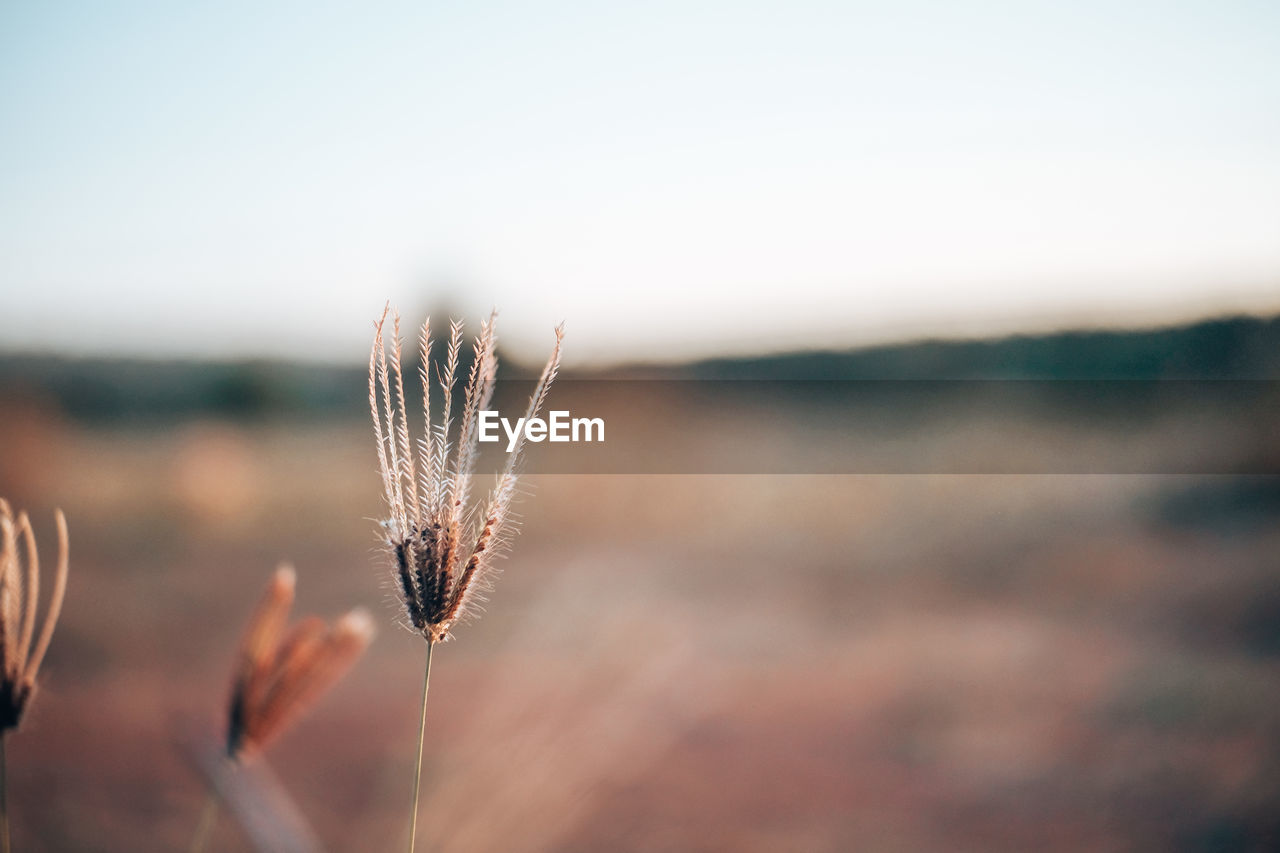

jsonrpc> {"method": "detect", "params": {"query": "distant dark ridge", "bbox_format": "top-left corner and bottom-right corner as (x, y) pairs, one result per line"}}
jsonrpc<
(1, 314), (1276, 422)
(674, 314), (1280, 380)
(0, 340), (540, 423)
(0, 356), (369, 423)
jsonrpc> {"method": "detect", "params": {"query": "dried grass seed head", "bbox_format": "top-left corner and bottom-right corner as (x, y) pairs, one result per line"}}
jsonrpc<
(0, 499), (69, 732)
(227, 564), (374, 760)
(369, 305), (563, 643)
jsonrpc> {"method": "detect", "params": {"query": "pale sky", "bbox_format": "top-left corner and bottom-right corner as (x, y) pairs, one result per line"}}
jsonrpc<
(2, 0), (1278, 365)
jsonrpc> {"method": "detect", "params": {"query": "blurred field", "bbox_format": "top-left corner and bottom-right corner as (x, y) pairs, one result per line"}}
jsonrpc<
(1, 318), (1278, 852)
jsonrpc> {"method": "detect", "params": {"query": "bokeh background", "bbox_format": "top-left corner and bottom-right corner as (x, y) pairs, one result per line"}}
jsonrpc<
(2, 2), (1279, 851)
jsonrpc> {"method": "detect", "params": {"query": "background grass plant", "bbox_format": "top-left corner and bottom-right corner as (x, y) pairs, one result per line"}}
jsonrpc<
(0, 500), (68, 853)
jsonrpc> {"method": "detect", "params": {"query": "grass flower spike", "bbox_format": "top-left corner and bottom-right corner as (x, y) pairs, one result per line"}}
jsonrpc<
(369, 305), (562, 852)
(227, 565), (374, 760)
(369, 306), (563, 643)
(0, 500), (69, 734)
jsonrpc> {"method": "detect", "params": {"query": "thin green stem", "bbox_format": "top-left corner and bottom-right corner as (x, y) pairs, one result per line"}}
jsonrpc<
(1, 732), (9, 853)
(408, 640), (434, 853)
(188, 791), (219, 853)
